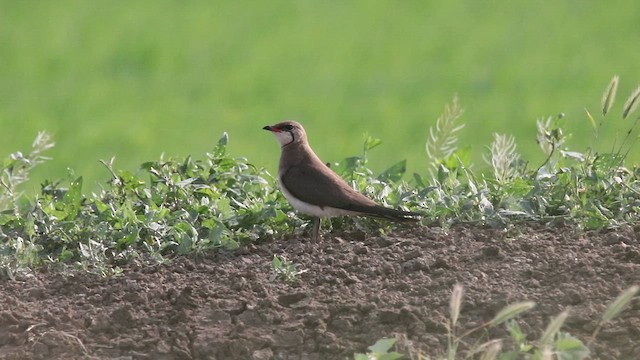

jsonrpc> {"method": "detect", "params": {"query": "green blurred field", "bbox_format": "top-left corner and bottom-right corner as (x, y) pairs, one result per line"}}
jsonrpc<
(2, 1), (640, 192)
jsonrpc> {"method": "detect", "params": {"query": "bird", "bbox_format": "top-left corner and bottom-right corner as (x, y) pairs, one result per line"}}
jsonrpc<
(263, 120), (421, 241)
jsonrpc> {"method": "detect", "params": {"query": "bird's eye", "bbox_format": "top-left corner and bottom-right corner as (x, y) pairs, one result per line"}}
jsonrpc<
(284, 125), (294, 131)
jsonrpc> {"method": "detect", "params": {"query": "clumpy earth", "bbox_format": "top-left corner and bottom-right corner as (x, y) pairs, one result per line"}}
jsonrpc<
(1, 223), (639, 360)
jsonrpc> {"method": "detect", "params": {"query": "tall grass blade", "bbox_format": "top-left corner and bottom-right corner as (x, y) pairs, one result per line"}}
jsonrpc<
(622, 85), (640, 119)
(539, 310), (569, 345)
(601, 285), (639, 323)
(601, 75), (619, 116)
(450, 284), (463, 327)
(425, 96), (465, 168)
(489, 301), (535, 327)
(446, 286), (464, 360)
(590, 285), (639, 345)
(540, 347), (554, 360)
(585, 108), (597, 130)
(471, 340), (501, 360)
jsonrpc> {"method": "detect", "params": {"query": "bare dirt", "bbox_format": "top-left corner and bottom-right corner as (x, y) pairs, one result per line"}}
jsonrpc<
(1, 223), (640, 360)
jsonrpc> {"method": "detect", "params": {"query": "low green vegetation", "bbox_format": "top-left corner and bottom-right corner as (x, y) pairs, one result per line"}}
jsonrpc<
(2, 77), (640, 276)
(359, 285), (639, 360)
(1, 78), (639, 358)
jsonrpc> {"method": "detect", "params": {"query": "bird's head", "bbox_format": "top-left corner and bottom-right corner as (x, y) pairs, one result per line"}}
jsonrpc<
(263, 121), (307, 147)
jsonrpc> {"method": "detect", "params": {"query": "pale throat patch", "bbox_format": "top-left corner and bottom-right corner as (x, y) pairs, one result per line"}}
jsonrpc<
(274, 131), (295, 147)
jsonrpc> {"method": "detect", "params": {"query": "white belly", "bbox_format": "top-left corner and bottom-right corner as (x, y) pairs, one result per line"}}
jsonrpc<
(279, 179), (359, 218)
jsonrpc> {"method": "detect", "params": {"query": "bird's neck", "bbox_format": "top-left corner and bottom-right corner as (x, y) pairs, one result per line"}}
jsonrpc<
(279, 142), (321, 172)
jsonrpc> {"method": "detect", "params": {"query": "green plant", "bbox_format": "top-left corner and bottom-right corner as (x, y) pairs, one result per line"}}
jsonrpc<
(425, 96), (468, 172)
(499, 313), (590, 360)
(2, 77), (640, 277)
(417, 77), (640, 230)
(0, 131), (54, 214)
(476, 285), (635, 359)
(444, 284), (536, 360)
(0, 132), (301, 277)
(375, 284), (638, 360)
(354, 338), (403, 360)
(0, 132), (54, 279)
(270, 255), (307, 282)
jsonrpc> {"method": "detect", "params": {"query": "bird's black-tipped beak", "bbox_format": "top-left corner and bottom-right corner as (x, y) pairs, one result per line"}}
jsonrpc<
(264, 125), (282, 132)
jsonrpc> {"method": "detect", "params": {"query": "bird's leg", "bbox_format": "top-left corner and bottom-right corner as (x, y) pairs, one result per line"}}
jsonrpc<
(311, 217), (321, 242)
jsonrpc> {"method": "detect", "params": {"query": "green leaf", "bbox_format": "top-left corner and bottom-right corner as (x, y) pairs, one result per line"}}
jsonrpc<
(376, 354), (403, 360)
(116, 231), (137, 248)
(140, 161), (156, 170)
(454, 146), (473, 167)
(207, 220), (227, 246)
(364, 135), (383, 152)
(212, 132), (229, 157)
(592, 153), (625, 173)
(59, 248), (75, 262)
(413, 172), (427, 188)
(582, 212), (608, 230)
(173, 222), (197, 254)
(378, 160), (406, 182)
(272, 255), (282, 269)
(0, 211), (16, 225)
(555, 332), (590, 360)
(117, 170), (145, 190)
(367, 338), (396, 353)
(437, 163), (451, 183)
(505, 320), (526, 345)
(334, 156), (362, 178)
(62, 176), (83, 220)
(218, 132), (229, 146)
(499, 350), (520, 360)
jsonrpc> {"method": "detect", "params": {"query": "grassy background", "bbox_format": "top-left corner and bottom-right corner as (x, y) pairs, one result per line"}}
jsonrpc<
(1, 1), (640, 192)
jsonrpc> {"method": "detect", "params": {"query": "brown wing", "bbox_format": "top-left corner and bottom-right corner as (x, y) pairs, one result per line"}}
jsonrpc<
(281, 163), (421, 221)
(280, 163), (376, 210)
